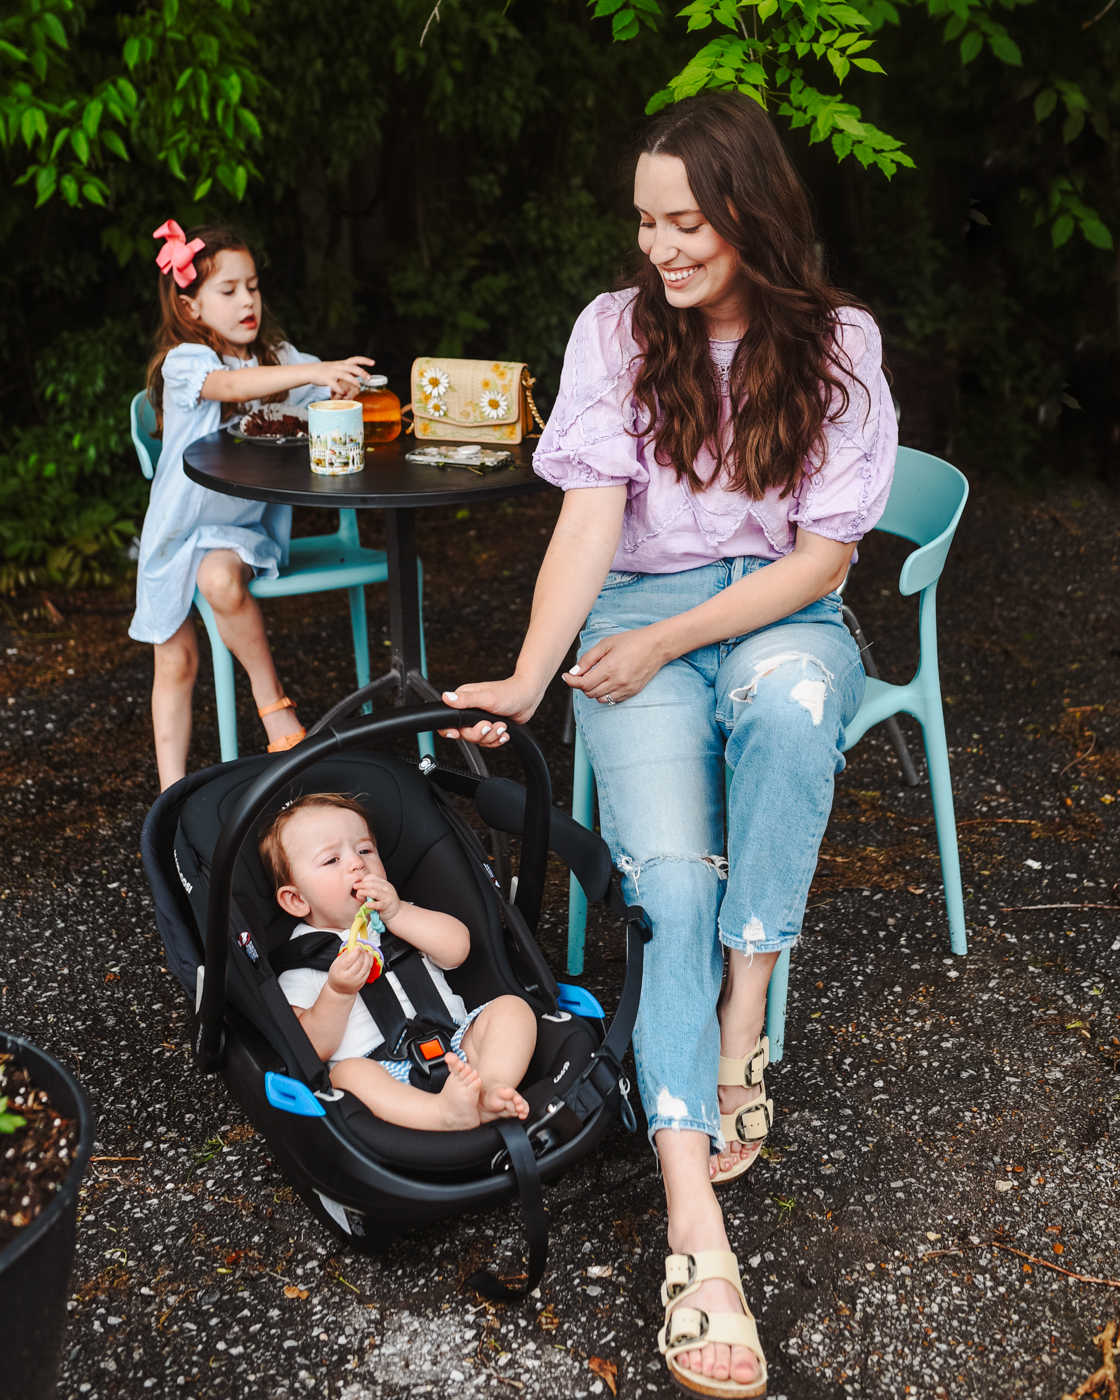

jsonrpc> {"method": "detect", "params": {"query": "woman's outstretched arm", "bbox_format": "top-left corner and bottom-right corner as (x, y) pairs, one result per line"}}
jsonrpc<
(440, 484), (627, 747)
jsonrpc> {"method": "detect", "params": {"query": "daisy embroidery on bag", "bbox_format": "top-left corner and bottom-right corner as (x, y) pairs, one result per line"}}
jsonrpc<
(419, 367), (450, 398)
(425, 396), (448, 418)
(480, 390), (509, 420)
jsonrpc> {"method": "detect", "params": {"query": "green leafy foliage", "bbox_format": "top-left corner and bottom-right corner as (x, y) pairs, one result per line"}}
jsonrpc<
(0, 320), (148, 590)
(590, 0), (1113, 250)
(0, 1096), (27, 1135)
(2, 0), (1119, 599)
(1, 0), (261, 212)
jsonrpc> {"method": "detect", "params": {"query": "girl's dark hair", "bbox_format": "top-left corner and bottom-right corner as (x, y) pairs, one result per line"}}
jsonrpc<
(146, 224), (288, 430)
(624, 91), (871, 500)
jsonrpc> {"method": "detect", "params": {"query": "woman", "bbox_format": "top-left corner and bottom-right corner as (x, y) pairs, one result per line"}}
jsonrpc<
(441, 91), (896, 1398)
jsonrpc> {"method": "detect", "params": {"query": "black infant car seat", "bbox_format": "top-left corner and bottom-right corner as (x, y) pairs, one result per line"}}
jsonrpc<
(141, 703), (649, 1299)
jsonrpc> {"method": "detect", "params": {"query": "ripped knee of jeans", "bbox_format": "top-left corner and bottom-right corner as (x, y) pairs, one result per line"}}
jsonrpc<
(729, 650), (836, 727)
(616, 852), (728, 898)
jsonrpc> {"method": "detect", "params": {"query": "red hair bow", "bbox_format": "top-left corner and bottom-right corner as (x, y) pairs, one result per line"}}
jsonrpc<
(153, 219), (206, 289)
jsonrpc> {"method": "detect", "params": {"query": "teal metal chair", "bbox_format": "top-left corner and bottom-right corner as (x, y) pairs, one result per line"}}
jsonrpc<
(129, 390), (434, 762)
(565, 446), (969, 1061)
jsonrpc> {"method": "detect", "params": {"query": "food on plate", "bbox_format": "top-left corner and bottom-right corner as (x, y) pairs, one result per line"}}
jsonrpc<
(240, 410), (308, 438)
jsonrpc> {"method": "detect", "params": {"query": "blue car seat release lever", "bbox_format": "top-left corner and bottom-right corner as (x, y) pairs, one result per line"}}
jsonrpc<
(265, 1071), (327, 1118)
(556, 983), (605, 1019)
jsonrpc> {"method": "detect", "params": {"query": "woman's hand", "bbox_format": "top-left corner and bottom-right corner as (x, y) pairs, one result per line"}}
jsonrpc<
(563, 625), (668, 705)
(309, 356), (376, 397)
(438, 676), (544, 748)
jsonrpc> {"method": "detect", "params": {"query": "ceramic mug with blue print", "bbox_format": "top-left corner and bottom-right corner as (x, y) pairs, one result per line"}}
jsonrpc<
(308, 400), (365, 474)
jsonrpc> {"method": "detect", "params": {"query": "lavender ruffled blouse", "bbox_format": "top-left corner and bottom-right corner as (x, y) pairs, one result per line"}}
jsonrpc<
(533, 290), (897, 573)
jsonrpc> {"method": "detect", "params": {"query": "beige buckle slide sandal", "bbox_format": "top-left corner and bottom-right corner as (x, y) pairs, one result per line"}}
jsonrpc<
(657, 1250), (768, 1397)
(712, 1036), (773, 1186)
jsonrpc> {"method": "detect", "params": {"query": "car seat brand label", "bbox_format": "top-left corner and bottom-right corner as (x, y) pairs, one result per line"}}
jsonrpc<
(553, 1060), (570, 1084)
(238, 929), (259, 963)
(174, 847), (193, 894)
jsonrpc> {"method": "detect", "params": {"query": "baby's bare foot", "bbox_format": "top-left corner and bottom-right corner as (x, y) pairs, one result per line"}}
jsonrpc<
(479, 1083), (529, 1123)
(436, 1055), (483, 1131)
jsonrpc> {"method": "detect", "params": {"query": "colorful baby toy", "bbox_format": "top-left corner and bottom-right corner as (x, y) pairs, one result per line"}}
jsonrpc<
(342, 898), (386, 983)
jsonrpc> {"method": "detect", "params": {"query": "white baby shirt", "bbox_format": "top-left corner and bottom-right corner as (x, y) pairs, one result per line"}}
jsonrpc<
(277, 922), (469, 1069)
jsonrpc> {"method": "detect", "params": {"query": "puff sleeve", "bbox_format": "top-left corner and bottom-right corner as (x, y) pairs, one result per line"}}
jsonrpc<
(162, 343), (224, 413)
(791, 309), (896, 543)
(276, 342), (324, 409)
(533, 292), (649, 490)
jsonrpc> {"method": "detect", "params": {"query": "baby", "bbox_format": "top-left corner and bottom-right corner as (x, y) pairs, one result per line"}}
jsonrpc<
(259, 793), (537, 1131)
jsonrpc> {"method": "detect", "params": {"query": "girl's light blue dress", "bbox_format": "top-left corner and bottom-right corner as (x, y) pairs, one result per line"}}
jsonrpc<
(129, 341), (323, 645)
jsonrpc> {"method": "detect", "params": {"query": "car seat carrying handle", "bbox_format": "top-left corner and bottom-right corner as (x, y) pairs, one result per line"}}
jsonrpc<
(197, 704), (552, 1074)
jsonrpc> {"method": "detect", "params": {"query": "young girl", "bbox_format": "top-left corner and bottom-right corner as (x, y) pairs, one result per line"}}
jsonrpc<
(441, 93), (896, 1397)
(131, 220), (375, 791)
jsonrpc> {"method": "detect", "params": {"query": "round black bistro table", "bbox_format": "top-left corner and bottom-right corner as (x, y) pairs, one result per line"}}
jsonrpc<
(183, 432), (549, 745)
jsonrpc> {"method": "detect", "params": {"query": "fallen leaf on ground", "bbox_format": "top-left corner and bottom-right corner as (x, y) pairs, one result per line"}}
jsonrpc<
(586, 1265), (613, 1278)
(283, 1285), (309, 1300)
(926, 1232), (941, 1241)
(589, 1356), (618, 1395)
(537, 1305), (560, 1332)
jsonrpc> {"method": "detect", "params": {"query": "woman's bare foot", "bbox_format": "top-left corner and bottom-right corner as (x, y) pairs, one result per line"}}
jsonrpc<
(479, 1083), (529, 1123)
(666, 1218), (760, 1387)
(436, 1055), (484, 1130)
(711, 1077), (764, 1180)
(710, 948), (777, 1181)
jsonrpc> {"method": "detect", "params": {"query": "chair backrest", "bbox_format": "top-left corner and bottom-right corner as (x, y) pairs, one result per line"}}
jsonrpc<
(130, 390), (161, 480)
(875, 446), (969, 597)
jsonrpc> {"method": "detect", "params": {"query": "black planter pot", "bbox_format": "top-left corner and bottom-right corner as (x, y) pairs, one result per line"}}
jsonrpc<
(0, 1033), (95, 1400)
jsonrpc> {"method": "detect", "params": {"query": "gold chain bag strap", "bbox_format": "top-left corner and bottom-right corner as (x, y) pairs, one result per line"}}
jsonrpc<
(410, 359), (547, 444)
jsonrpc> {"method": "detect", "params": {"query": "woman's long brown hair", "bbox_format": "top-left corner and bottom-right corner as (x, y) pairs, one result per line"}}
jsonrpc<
(625, 92), (872, 500)
(146, 224), (287, 430)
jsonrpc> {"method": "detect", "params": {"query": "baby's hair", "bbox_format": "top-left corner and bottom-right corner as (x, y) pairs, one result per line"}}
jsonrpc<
(145, 223), (288, 431)
(258, 792), (377, 892)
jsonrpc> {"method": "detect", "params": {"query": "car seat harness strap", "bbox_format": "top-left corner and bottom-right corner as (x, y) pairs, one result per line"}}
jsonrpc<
(269, 928), (459, 1091)
(466, 1119), (549, 1303)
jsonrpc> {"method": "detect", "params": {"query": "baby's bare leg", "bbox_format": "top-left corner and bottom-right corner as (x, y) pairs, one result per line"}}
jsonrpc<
(331, 1054), (482, 1131)
(458, 996), (537, 1122)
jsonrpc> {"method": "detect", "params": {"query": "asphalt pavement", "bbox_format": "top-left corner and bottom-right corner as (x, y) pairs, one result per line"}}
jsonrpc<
(1, 471), (1117, 1400)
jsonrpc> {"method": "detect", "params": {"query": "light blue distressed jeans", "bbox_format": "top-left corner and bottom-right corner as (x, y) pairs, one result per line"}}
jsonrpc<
(574, 557), (865, 1149)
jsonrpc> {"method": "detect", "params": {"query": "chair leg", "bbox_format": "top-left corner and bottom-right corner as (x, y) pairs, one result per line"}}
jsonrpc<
(193, 591), (239, 763)
(920, 700), (968, 956)
(417, 558), (434, 761)
(765, 947), (790, 1063)
(568, 727), (595, 976)
(843, 604), (920, 787)
(347, 585), (372, 714)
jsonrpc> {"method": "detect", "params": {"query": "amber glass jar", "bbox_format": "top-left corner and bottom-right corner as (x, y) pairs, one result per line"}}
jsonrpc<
(356, 375), (401, 444)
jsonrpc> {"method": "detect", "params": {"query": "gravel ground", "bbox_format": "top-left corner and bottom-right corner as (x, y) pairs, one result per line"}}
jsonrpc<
(2, 468), (1118, 1400)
